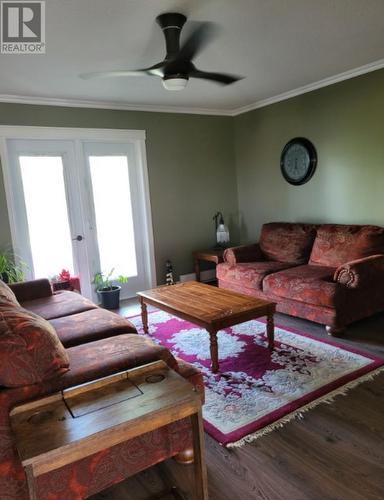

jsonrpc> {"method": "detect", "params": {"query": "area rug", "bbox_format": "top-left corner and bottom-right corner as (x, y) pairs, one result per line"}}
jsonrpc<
(128, 310), (384, 447)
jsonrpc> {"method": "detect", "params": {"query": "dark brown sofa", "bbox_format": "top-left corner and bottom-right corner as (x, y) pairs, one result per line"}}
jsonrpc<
(217, 222), (384, 334)
(0, 279), (203, 500)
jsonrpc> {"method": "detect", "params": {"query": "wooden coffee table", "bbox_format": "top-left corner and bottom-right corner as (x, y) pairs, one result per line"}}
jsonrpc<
(137, 282), (276, 373)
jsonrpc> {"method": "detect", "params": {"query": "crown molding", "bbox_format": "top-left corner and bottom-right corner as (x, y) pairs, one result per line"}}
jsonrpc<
(0, 94), (233, 116)
(0, 57), (383, 117)
(231, 58), (384, 116)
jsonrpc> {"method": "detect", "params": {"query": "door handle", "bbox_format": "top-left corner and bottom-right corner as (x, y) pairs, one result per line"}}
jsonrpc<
(72, 235), (84, 242)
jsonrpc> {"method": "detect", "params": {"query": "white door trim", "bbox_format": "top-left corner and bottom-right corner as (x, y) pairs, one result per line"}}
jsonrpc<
(0, 125), (145, 141)
(0, 125), (155, 293)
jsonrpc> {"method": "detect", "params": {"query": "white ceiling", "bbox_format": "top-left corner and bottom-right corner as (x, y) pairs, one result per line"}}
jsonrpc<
(1, 0), (384, 115)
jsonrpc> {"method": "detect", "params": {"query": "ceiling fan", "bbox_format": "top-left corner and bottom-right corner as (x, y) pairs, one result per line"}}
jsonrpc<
(80, 12), (243, 91)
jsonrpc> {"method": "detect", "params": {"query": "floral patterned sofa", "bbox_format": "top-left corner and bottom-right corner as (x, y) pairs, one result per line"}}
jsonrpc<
(0, 279), (203, 500)
(217, 222), (384, 334)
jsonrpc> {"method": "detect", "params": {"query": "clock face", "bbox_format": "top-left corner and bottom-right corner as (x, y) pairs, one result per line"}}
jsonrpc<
(281, 138), (317, 185)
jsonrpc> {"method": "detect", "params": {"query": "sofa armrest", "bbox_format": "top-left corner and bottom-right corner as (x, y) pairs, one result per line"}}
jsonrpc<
(174, 357), (205, 403)
(223, 243), (264, 265)
(334, 254), (384, 289)
(9, 278), (53, 302)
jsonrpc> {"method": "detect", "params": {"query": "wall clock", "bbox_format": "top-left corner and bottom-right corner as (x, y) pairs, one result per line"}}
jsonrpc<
(280, 137), (317, 185)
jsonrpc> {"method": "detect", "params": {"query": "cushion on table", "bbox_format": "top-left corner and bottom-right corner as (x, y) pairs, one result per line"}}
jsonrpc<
(50, 307), (137, 347)
(217, 261), (297, 289)
(21, 290), (97, 320)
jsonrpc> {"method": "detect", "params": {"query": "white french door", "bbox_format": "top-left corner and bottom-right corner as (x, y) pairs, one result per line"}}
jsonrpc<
(82, 142), (151, 299)
(3, 129), (154, 300)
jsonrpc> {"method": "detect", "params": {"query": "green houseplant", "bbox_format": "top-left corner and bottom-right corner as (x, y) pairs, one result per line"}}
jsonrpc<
(93, 269), (128, 309)
(0, 248), (27, 283)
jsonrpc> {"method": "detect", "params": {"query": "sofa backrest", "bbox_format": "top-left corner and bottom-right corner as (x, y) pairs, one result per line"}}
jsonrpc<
(259, 222), (317, 264)
(309, 224), (384, 267)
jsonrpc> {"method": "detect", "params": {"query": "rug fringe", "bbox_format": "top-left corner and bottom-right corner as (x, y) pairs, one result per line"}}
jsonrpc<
(226, 364), (384, 448)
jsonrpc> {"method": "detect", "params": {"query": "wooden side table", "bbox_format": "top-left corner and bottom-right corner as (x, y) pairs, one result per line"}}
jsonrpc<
(192, 249), (224, 282)
(10, 361), (208, 500)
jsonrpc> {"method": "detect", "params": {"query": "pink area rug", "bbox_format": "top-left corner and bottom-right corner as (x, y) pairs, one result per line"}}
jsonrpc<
(128, 310), (384, 447)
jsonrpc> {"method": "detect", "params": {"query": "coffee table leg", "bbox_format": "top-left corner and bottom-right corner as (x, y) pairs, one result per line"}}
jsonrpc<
(208, 329), (219, 373)
(267, 312), (274, 351)
(140, 298), (149, 334)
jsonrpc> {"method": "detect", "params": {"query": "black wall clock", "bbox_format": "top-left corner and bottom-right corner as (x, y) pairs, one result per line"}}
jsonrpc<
(280, 137), (317, 185)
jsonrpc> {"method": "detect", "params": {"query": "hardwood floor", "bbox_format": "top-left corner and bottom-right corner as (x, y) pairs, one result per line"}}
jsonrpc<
(92, 298), (384, 500)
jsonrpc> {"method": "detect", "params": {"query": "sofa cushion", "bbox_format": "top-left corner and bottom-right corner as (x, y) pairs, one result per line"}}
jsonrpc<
(21, 290), (97, 320)
(0, 302), (69, 387)
(309, 224), (384, 267)
(0, 279), (19, 305)
(217, 261), (297, 290)
(263, 264), (340, 308)
(259, 222), (316, 264)
(50, 307), (137, 347)
(64, 334), (178, 386)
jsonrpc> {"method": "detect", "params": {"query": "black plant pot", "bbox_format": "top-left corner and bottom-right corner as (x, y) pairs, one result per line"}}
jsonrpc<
(97, 286), (121, 310)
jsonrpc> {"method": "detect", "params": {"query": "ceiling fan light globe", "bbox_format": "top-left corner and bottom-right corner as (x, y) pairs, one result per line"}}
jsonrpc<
(162, 77), (188, 91)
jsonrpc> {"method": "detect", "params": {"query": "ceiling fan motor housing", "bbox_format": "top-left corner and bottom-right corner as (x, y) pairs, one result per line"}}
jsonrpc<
(156, 12), (187, 31)
(156, 13), (187, 59)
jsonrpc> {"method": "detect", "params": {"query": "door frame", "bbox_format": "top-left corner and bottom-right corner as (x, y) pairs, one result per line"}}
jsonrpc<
(0, 125), (156, 297)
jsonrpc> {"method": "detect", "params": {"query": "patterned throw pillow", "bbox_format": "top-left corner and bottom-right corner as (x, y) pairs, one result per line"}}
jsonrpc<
(309, 224), (384, 267)
(0, 279), (19, 305)
(0, 302), (70, 387)
(259, 223), (317, 264)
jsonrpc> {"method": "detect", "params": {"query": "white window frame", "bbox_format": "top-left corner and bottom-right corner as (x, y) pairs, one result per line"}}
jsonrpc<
(0, 125), (156, 295)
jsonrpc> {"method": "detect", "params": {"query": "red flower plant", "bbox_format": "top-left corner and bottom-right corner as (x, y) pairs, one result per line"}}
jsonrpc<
(58, 269), (71, 282)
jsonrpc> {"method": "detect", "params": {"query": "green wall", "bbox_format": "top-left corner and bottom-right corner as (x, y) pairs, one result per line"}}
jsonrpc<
(1, 68), (383, 282)
(0, 104), (238, 282)
(234, 69), (384, 243)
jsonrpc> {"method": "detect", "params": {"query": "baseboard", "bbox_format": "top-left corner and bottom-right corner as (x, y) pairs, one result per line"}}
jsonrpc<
(179, 269), (216, 283)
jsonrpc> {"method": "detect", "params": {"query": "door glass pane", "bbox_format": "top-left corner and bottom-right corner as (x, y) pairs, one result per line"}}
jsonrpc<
(89, 156), (138, 278)
(19, 156), (74, 278)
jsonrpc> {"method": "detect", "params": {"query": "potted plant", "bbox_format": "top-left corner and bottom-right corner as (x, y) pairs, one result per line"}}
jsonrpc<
(50, 269), (72, 291)
(93, 269), (128, 309)
(0, 248), (27, 283)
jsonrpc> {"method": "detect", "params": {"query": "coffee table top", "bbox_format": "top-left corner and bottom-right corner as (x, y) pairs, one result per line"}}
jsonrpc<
(137, 282), (275, 330)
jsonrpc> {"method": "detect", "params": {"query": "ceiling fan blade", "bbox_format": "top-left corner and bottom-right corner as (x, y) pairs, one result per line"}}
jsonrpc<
(80, 70), (148, 80)
(190, 69), (243, 85)
(80, 62), (165, 80)
(175, 22), (217, 63)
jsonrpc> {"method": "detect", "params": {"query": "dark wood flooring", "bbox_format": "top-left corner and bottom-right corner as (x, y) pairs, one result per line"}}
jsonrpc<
(92, 299), (384, 500)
